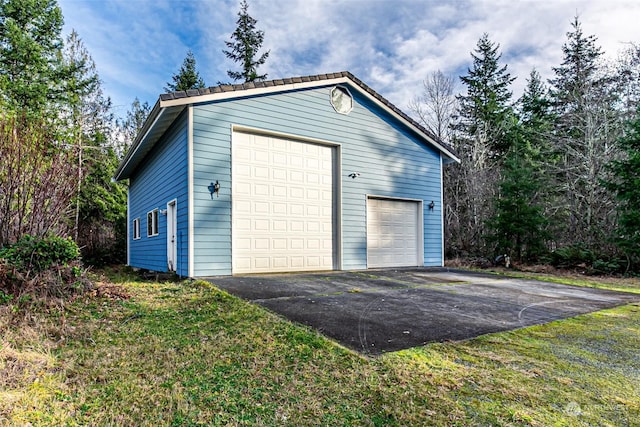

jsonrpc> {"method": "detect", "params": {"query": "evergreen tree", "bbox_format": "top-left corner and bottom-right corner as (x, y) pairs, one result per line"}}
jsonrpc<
(76, 142), (127, 264)
(455, 33), (515, 157)
(487, 119), (549, 262)
(550, 16), (603, 116)
(61, 31), (127, 264)
(518, 70), (558, 245)
(164, 49), (205, 92)
(223, 0), (269, 83)
(446, 34), (515, 257)
(0, 0), (66, 113)
(548, 17), (621, 249)
(606, 106), (640, 267)
(518, 70), (555, 190)
(116, 97), (151, 157)
(519, 69), (554, 134)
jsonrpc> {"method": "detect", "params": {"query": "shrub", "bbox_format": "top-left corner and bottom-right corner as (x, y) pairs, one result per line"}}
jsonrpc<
(591, 258), (623, 275)
(0, 234), (91, 303)
(547, 244), (596, 269)
(0, 234), (80, 274)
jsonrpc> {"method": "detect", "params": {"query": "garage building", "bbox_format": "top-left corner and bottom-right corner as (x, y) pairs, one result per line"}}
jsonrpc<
(114, 72), (460, 277)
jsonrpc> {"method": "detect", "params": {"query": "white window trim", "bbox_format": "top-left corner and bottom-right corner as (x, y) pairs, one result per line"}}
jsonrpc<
(147, 209), (159, 237)
(133, 217), (141, 240)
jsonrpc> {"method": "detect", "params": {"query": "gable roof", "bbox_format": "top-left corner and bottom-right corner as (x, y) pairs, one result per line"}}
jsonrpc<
(114, 71), (460, 181)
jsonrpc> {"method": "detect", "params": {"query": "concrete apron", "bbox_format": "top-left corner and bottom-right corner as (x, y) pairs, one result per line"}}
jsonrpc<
(208, 268), (640, 356)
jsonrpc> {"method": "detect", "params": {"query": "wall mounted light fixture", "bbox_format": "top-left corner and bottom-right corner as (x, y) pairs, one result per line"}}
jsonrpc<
(208, 181), (220, 199)
(428, 201), (435, 211)
(348, 172), (360, 179)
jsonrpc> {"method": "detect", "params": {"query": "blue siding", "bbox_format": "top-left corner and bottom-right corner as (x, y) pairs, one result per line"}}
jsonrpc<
(128, 111), (189, 276)
(192, 85), (442, 276)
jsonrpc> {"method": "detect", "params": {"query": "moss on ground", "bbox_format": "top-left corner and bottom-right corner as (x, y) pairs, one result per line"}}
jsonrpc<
(1, 269), (639, 426)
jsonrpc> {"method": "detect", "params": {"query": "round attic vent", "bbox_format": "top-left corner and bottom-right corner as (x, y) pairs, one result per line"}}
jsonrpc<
(330, 86), (353, 114)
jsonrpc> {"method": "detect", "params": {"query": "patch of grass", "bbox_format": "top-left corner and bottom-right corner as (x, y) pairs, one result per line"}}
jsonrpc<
(1, 270), (639, 426)
(486, 268), (640, 294)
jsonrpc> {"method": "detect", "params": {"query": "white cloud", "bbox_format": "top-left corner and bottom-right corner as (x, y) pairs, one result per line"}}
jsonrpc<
(57, 0), (640, 119)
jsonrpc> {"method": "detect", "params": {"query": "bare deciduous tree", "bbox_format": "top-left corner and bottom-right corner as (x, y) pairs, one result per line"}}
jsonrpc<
(0, 115), (79, 246)
(408, 70), (457, 141)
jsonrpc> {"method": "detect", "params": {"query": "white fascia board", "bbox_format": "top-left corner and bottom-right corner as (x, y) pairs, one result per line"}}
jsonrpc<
(158, 78), (352, 109)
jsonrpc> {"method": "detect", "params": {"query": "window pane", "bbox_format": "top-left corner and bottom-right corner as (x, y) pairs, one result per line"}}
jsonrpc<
(133, 218), (140, 239)
(153, 210), (158, 235)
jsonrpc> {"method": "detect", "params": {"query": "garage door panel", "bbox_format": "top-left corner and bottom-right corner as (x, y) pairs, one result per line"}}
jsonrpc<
(289, 154), (304, 168)
(272, 202), (287, 215)
(272, 152), (287, 165)
(273, 220), (287, 232)
(254, 201), (269, 214)
(254, 219), (269, 231)
(252, 150), (269, 164)
(233, 132), (334, 274)
(254, 238), (269, 250)
(272, 168), (287, 181)
(367, 198), (420, 268)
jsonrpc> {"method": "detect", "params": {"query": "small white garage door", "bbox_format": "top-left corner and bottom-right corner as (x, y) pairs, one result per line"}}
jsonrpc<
(232, 132), (335, 274)
(367, 198), (422, 268)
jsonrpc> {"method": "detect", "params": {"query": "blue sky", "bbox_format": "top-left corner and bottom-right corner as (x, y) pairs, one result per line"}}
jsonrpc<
(57, 0), (640, 120)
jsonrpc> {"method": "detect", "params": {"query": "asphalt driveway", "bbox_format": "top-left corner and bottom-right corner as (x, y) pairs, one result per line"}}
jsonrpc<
(208, 268), (640, 355)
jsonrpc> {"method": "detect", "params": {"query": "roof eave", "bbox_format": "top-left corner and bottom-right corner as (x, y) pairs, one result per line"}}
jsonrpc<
(157, 73), (460, 163)
(113, 99), (165, 181)
(113, 71), (461, 181)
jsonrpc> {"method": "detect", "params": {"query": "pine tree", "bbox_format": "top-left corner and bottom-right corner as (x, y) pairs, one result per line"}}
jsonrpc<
(550, 16), (603, 116)
(455, 33), (515, 157)
(164, 50), (205, 92)
(519, 69), (554, 134)
(116, 97), (151, 157)
(61, 31), (127, 264)
(548, 16), (621, 249)
(446, 34), (515, 257)
(487, 119), (549, 262)
(223, 0), (269, 83)
(0, 0), (66, 113)
(606, 106), (640, 266)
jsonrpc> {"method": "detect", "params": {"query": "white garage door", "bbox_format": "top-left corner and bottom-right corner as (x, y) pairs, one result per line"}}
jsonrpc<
(232, 132), (335, 274)
(367, 198), (421, 268)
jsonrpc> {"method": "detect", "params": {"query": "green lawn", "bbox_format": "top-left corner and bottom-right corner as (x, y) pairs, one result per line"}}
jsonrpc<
(1, 269), (639, 426)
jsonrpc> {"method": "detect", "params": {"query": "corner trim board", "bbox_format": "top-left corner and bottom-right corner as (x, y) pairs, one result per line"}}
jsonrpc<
(440, 153), (445, 267)
(188, 105), (194, 277)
